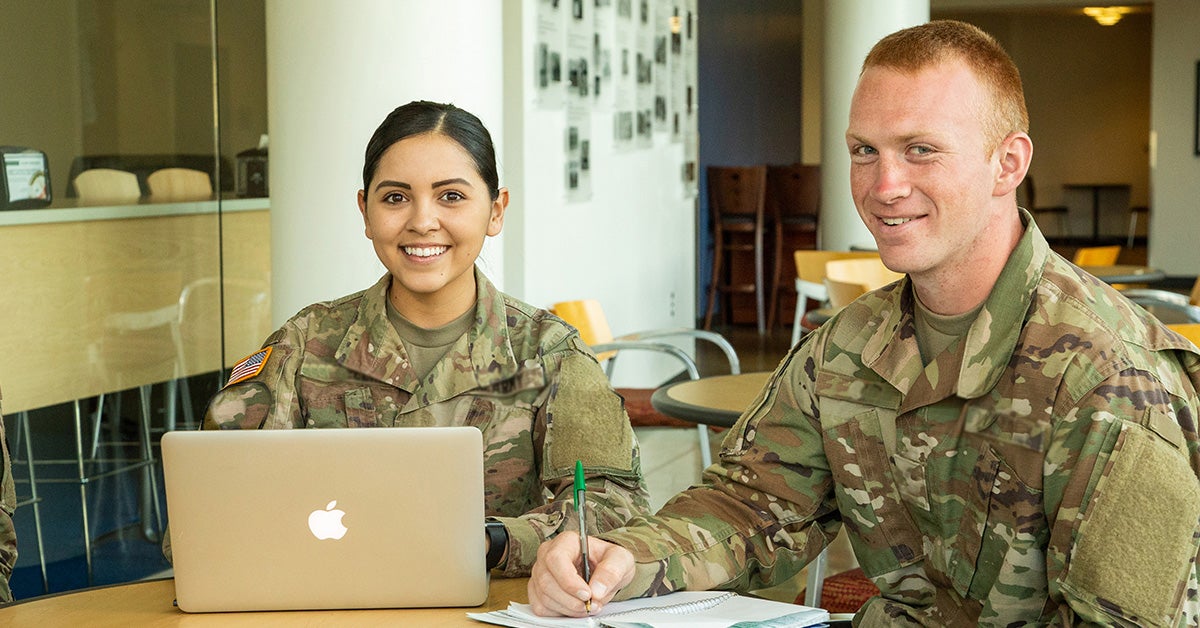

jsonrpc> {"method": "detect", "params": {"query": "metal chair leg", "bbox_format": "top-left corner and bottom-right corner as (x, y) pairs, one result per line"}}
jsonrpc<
(137, 386), (163, 543)
(804, 547), (828, 607)
(14, 412), (48, 593)
(71, 400), (95, 584)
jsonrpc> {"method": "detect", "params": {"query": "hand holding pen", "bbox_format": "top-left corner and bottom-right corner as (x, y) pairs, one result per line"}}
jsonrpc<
(573, 460), (592, 612)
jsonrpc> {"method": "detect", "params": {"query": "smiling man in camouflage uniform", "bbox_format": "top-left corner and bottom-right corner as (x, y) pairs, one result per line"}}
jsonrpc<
(529, 20), (1200, 626)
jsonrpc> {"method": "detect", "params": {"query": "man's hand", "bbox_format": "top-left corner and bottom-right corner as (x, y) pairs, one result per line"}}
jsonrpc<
(527, 532), (636, 617)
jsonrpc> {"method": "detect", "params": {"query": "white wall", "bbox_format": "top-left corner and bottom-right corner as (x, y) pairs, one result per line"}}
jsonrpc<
(1149, 0), (1200, 275)
(267, 0), (505, 324)
(502, 0), (698, 386)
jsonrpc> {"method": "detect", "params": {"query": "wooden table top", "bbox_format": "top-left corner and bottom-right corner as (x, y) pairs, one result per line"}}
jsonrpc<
(651, 371), (773, 428)
(0, 576), (529, 627)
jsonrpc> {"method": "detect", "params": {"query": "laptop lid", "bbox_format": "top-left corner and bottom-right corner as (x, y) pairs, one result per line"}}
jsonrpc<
(162, 426), (488, 612)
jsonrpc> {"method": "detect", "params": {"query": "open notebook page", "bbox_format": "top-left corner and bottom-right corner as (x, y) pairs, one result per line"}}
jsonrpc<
(467, 590), (829, 628)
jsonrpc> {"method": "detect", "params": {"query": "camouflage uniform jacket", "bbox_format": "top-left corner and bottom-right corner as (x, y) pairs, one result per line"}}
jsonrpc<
(203, 268), (649, 576)
(602, 214), (1200, 626)
(0, 391), (17, 602)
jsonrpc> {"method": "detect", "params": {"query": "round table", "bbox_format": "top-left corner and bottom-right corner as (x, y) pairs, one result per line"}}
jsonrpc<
(1080, 264), (1166, 284)
(650, 371), (773, 428)
(0, 576), (529, 627)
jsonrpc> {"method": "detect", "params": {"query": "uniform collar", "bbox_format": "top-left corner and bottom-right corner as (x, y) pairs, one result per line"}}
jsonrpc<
(863, 209), (1047, 404)
(335, 267), (521, 398)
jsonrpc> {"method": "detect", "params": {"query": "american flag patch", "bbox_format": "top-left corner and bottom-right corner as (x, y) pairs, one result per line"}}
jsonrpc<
(225, 347), (272, 388)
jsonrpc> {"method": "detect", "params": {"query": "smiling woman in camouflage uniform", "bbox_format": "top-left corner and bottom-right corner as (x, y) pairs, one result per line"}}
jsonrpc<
(530, 21), (1200, 626)
(188, 101), (649, 577)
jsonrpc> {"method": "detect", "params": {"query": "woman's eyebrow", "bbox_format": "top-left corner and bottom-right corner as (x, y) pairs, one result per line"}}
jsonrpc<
(432, 177), (473, 188)
(372, 179), (410, 192)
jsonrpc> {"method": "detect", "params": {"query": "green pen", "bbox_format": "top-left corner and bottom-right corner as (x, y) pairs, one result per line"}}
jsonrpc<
(574, 460), (592, 612)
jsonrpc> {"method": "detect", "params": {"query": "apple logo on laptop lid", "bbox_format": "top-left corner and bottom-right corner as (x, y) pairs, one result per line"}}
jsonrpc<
(308, 500), (349, 540)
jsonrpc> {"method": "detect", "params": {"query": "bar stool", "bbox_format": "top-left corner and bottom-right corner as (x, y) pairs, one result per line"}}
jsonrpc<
(765, 164), (820, 332)
(10, 410), (48, 593)
(703, 165), (768, 333)
(1021, 175), (1069, 237)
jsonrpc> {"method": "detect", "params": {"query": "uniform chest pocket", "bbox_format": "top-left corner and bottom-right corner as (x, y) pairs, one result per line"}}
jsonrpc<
(823, 408), (922, 577)
(934, 444), (1048, 602)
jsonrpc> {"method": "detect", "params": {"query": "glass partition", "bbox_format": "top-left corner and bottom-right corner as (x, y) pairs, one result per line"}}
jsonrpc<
(0, 0), (268, 598)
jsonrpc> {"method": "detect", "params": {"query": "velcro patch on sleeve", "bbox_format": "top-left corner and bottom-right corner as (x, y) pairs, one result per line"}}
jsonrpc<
(224, 347), (273, 388)
(1064, 423), (1200, 622)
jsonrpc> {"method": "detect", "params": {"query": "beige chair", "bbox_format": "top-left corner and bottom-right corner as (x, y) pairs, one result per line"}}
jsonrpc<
(823, 277), (870, 309)
(552, 299), (740, 470)
(824, 258), (903, 293)
(146, 167), (213, 201)
(790, 250), (880, 345)
(73, 168), (142, 203)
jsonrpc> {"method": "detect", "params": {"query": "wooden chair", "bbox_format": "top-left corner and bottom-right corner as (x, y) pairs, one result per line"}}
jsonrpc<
(1071, 245), (1121, 266)
(552, 300), (741, 470)
(704, 165), (769, 333)
(790, 250), (879, 345)
(1020, 175), (1069, 237)
(765, 164), (820, 331)
(146, 167), (213, 201)
(73, 168), (142, 203)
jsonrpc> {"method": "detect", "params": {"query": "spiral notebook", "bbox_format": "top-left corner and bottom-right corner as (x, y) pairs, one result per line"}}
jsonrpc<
(467, 590), (829, 628)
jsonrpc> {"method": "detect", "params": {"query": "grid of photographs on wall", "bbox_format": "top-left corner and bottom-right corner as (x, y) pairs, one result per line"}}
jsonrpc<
(538, 0), (698, 201)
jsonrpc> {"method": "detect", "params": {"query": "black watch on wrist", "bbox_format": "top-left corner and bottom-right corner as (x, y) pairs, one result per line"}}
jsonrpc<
(484, 521), (508, 570)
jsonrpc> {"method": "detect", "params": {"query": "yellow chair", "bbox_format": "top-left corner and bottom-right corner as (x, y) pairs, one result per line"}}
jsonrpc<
(146, 167), (213, 201)
(1072, 245), (1120, 266)
(552, 299), (741, 470)
(1169, 324), (1200, 347)
(790, 250), (878, 345)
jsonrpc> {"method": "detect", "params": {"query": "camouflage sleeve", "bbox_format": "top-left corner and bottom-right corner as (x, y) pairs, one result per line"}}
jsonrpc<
(164, 322), (306, 562)
(0, 400), (17, 603)
(493, 345), (651, 577)
(1043, 351), (1200, 626)
(599, 340), (840, 599)
(202, 322), (305, 431)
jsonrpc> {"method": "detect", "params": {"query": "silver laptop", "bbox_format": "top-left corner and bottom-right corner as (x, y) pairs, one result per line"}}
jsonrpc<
(161, 426), (488, 612)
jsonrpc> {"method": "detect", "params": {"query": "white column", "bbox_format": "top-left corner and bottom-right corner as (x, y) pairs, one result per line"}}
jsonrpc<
(820, 0), (928, 251)
(265, 0), (504, 326)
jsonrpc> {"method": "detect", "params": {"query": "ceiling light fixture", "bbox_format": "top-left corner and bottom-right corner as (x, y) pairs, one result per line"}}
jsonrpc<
(1083, 6), (1132, 26)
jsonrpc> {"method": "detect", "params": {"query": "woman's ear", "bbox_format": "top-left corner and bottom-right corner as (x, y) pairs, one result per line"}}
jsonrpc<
(357, 189), (373, 239)
(487, 188), (509, 237)
(993, 131), (1032, 198)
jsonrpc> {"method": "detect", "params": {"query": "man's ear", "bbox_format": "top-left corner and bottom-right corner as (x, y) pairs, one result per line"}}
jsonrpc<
(994, 132), (1032, 198)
